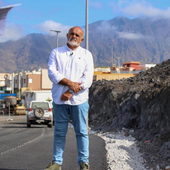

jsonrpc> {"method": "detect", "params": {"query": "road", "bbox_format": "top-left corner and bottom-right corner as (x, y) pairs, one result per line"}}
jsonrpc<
(0, 115), (108, 170)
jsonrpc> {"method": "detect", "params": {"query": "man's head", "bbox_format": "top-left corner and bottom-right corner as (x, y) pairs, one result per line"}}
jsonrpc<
(67, 26), (84, 49)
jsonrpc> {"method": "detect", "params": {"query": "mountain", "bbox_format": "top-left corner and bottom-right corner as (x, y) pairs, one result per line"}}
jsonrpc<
(0, 34), (66, 72)
(1, 16), (170, 72)
(89, 16), (170, 66)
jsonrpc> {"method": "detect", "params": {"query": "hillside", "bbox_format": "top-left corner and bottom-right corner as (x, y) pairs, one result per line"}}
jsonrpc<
(89, 16), (170, 66)
(89, 58), (170, 169)
(0, 34), (66, 72)
(1, 16), (170, 72)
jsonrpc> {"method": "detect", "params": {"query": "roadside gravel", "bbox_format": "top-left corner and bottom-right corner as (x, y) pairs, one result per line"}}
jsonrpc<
(90, 129), (147, 170)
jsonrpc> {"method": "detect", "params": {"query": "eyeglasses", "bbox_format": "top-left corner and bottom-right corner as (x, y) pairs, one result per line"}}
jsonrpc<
(70, 32), (80, 37)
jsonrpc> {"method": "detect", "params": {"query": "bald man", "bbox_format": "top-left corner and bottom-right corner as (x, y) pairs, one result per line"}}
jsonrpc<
(45, 26), (94, 170)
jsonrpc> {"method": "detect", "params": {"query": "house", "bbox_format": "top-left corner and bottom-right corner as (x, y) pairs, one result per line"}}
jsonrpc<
(123, 61), (140, 71)
(4, 69), (52, 98)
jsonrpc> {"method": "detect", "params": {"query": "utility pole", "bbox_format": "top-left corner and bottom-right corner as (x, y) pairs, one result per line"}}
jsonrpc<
(111, 44), (114, 67)
(50, 30), (61, 48)
(85, 0), (89, 50)
(12, 73), (14, 94)
(18, 73), (21, 99)
(85, 0), (89, 132)
(7, 102), (13, 121)
(115, 57), (121, 80)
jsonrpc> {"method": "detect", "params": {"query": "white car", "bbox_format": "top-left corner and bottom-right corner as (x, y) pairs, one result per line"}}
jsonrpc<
(26, 101), (53, 128)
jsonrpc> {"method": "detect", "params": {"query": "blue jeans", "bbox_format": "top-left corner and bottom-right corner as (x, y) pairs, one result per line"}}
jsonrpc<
(52, 101), (89, 165)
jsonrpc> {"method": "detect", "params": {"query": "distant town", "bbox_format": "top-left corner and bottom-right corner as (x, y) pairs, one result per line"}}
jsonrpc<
(0, 61), (156, 115)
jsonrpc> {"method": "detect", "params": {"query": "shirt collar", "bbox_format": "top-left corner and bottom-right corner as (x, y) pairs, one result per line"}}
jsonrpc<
(65, 45), (81, 56)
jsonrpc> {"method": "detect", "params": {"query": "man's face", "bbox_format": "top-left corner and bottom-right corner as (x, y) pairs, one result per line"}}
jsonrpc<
(67, 28), (84, 47)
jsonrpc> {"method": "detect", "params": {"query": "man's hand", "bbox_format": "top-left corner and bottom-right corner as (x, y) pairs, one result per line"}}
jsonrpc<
(59, 78), (82, 93)
(69, 82), (82, 93)
(61, 90), (73, 101)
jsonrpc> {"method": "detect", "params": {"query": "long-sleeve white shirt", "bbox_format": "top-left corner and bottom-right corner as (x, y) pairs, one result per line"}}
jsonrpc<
(48, 45), (94, 105)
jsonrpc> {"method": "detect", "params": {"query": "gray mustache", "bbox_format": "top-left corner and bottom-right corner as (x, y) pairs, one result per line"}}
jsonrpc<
(70, 38), (77, 41)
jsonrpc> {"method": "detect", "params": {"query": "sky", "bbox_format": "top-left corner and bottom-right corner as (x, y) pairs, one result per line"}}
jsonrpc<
(1, 0), (170, 42)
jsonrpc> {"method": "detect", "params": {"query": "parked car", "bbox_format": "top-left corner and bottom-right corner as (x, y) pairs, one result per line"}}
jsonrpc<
(26, 101), (53, 128)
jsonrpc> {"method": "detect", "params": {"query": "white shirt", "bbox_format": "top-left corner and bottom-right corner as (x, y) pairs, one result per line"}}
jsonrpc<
(48, 45), (94, 105)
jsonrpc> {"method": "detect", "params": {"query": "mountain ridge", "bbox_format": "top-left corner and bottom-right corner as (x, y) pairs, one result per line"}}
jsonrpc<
(1, 16), (170, 72)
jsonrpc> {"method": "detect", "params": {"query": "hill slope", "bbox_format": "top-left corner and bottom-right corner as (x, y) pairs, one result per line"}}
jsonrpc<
(89, 58), (170, 168)
(1, 16), (170, 72)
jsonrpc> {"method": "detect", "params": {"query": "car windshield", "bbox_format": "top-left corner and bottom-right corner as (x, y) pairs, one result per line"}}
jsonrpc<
(31, 102), (49, 109)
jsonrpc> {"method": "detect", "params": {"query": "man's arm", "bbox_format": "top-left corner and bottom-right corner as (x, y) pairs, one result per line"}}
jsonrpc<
(48, 50), (82, 93)
(79, 51), (94, 90)
(61, 90), (73, 101)
(59, 78), (82, 93)
(60, 78), (82, 101)
(61, 51), (94, 101)
(48, 49), (65, 84)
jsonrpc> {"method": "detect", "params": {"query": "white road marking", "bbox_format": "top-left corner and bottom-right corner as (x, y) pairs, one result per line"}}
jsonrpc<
(0, 128), (45, 155)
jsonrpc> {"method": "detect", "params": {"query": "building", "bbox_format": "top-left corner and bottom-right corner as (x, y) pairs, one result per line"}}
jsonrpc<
(4, 69), (52, 98)
(123, 61), (141, 71)
(140, 64), (156, 70)
(93, 71), (136, 81)
(122, 62), (156, 71)
(94, 67), (111, 72)
(0, 73), (13, 92)
(2, 61), (156, 98)
(94, 61), (156, 81)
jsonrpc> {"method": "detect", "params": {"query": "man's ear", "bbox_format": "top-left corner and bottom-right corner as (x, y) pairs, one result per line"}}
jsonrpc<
(81, 38), (84, 42)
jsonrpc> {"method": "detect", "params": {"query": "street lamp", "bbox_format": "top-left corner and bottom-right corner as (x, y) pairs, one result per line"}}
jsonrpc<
(50, 30), (61, 48)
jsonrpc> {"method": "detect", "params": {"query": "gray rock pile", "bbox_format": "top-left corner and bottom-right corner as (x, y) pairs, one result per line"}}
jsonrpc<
(89, 59), (170, 168)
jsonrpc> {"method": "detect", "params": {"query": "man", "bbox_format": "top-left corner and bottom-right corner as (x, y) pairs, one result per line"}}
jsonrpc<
(45, 26), (94, 170)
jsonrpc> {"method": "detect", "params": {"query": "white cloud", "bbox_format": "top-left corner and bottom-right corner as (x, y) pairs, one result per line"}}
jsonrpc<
(34, 20), (72, 38)
(117, 31), (148, 40)
(111, 0), (170, 19)
(0, 21), (83, 42)
(108, 0), (129, 13)
(123, 2), (170, 18)
(89, 1), (103, 9)
(0, 23), (24, 42)
(97, 21), (117, 32)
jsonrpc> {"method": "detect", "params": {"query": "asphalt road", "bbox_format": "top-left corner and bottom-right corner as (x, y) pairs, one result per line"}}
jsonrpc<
(0, 115), (108, 170)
